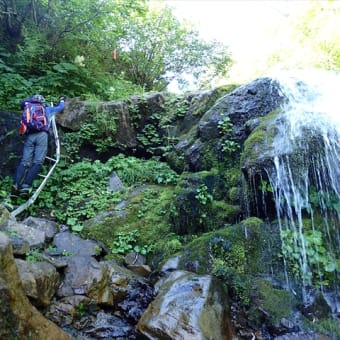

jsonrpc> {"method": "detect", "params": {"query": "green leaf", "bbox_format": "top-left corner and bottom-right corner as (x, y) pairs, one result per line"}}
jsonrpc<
(72, 224), (84, 232)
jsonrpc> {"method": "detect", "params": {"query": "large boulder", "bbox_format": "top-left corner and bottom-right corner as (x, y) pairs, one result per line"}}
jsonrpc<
(2, 219), (47, 247)
(137, 270), (234, 339)
(52, 230), (102, 257)
(0, 232), (70, 339)
(172, 77), (283, 171)
(56, 94), (165, 149)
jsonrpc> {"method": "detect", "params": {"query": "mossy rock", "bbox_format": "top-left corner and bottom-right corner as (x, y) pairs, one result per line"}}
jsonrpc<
(240, 108), (281, 171)
(82, 185), (176, 265)
(248, 278), (298, 328)
(199, 141), (220, 170)
(0, 205), (10, 228)
(303, 317), (340, 339)
(169, 170), (240, 235)
(210, 200), (240, 227)
(165, 148), (187, 173)
(177, 220), (263, 275)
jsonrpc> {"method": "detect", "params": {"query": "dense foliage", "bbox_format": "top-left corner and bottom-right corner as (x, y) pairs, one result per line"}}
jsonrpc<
(0, 0), (232, 110)
(32, 155), (178, 229)
(266, 1), (340, 71)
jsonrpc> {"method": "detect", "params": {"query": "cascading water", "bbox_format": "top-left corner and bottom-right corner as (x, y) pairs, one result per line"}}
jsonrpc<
(265, 70), (340, 308)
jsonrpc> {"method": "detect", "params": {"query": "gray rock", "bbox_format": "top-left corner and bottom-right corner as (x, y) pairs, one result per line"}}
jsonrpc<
(53, 230), (102, 257)
(3, 219), (46, 247)
(22, 216), (58, 240)
(124, 251), (146, 266)
(161, 256), (181, 272)
(8, 235), (30, 255)
(107, 171), (124, 191)
(57, 255), (112, 305)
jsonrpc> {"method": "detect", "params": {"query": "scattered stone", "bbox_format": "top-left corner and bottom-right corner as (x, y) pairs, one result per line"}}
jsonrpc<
(127, 264), (151, 277)
(53, 230), (102, 257)
(124, 251), (146, 266)
(16, 258), (60, 307)
(57, 255), (112, 305)
(0, 232), (70, 339)
(107, 171), (124, 191)
(23, 216), (58, 240)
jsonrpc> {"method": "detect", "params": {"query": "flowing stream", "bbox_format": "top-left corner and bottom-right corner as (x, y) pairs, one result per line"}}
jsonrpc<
(265, 70), (340, 306)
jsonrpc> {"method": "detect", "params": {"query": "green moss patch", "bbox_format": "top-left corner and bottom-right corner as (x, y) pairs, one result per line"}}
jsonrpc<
(249, 278), (298, 327)
(241, 108), (281, 169)
(82, 185), (177, 265)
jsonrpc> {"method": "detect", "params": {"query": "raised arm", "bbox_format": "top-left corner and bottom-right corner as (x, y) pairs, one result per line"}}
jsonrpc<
(46, 99), (65, 117)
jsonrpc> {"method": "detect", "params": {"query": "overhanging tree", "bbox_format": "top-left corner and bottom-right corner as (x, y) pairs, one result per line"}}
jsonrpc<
(0, 0), (147, 107)
(113, 5), (233, 91)
(0, 0), (233, 109)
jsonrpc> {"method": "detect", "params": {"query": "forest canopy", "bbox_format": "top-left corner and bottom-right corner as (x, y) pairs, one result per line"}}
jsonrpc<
(1, 0), (340, 111)
(0, 0), (232, 109)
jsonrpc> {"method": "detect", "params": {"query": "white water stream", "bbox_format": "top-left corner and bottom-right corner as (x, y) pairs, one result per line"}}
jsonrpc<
(266, 70), (340, 304)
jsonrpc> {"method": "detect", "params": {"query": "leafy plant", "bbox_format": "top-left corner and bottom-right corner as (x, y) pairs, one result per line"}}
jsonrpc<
(162, 94), (189, 124)
(220, 140), (240, 155)
(218, 116), (233, 135)
(280, 229), (339, 286)
(26, 248), (42, 262)
(218, 116), (240, 155)
(77, 303), (86, 318)
(111, 229), (153, 255)
(137, 124), (162, 148)
(259, 180), (274, 193)
(195, 184), (213, 205)
(309, 187), (340, 213)
(106, 154), (179, 186)
(32, 159), (121, 226)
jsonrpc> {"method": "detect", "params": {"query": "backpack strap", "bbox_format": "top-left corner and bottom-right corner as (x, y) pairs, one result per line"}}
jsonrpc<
(39, 104), (47, 126)
(25, 102), (31, 123)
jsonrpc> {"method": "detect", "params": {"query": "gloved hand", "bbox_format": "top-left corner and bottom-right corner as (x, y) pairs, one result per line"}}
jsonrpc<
(59, 96), (66, 102)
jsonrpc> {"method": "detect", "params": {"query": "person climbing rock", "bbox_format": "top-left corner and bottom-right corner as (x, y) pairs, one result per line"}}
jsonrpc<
(12, 94), (65, 195)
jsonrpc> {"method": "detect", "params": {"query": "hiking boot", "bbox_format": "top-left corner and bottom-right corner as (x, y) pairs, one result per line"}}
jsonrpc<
(19, 186), (32, 197)
(11, 184), (19, 195)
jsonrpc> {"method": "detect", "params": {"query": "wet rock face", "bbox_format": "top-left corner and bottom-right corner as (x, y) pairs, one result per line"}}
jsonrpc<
(117, 279), (154, 324)
(137, 270), (233, 340)
(81, 311), (138, 339)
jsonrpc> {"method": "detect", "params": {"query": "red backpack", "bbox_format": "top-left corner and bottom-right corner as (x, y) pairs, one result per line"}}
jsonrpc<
(19, 98), (48, 135)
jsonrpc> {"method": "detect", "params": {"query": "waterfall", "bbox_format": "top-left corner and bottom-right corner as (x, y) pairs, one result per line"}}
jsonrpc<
(266, 70), (340, 305)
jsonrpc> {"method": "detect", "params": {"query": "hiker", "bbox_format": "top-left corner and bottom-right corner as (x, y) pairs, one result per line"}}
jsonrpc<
(12, 94), (65, 194)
